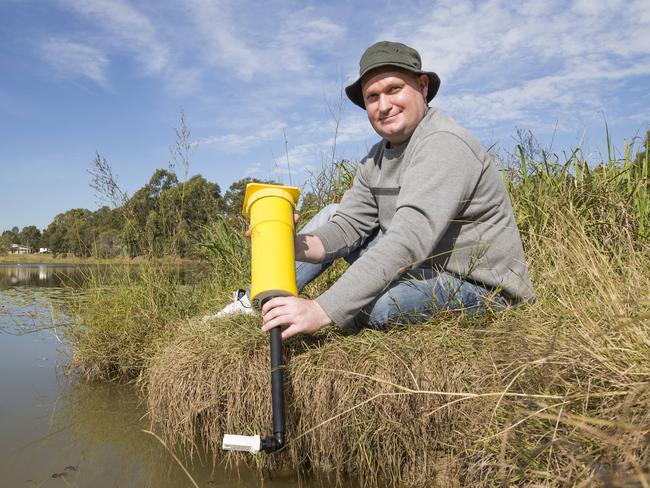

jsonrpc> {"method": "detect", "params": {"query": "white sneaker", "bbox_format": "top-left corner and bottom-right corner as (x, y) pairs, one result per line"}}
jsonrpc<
(202, 289), (255, 321)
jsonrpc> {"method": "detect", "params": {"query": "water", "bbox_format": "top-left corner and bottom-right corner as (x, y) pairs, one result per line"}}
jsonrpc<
(0, 264), (329, 487)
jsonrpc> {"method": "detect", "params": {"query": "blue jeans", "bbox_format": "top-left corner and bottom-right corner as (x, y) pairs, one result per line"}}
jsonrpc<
(295, 205), (509, 330)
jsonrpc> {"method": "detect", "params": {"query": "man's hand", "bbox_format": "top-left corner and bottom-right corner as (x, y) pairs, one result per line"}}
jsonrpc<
(261, 296), (331, 340)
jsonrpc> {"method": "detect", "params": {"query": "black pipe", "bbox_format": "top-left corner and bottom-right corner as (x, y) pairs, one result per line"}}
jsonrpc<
(261, 309), (285, 453)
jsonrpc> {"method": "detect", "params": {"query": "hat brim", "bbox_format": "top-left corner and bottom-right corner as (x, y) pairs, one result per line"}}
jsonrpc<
(345, 66), (440, 110)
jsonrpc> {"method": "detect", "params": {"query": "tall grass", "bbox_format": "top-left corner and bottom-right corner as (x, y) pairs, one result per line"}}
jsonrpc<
(504, 133), (648, 250)
(66, 262), (220, 380)
(194, 215), (250, 287)
(299, 159), (357, 223)
(68, 133), (649, 486)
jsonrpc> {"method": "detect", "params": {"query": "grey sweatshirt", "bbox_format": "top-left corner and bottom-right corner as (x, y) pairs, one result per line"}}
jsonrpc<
(310, 107), (534, 327)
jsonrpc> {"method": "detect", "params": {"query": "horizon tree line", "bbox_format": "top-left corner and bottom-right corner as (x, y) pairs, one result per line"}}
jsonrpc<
(0, 171), (277, 258)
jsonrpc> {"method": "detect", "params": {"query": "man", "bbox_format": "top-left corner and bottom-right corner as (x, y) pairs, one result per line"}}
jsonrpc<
(215, 41), (534, 339)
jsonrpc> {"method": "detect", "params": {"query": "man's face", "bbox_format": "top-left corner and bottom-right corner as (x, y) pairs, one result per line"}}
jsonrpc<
(362, 68), (429, 146)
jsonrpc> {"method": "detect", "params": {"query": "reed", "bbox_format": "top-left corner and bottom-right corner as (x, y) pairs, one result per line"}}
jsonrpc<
(65, 261), (223, 380)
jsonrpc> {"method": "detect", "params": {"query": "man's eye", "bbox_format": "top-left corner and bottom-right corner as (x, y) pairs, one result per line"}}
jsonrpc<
(389, 86), (401, 94)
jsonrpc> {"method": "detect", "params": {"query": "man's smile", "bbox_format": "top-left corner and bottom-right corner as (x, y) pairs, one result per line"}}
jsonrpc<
(379, 112), (401, 122)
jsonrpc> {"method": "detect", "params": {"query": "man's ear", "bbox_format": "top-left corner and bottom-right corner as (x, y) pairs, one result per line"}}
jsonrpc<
(418, 74), (429, 99)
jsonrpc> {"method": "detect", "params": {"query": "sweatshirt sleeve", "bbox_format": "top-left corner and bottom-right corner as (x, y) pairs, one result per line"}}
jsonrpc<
(310, 155), (379, 260)
(315, 131), (484, 326)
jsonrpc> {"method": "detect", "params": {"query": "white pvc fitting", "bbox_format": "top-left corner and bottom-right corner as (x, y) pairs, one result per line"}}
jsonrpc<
(222, 434), (261, 454)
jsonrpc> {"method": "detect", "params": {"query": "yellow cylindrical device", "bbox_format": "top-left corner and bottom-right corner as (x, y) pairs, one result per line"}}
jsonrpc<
(243, 183), (301, 310)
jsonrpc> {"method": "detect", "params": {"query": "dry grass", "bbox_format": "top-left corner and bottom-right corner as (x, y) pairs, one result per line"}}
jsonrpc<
(145, 204), (649, 486)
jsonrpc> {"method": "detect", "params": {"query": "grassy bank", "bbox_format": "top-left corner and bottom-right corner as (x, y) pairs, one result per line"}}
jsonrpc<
(66, 136), (649, 486)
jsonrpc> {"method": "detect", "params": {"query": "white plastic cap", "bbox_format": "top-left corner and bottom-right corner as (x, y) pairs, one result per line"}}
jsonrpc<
(222, 434), (261, 454)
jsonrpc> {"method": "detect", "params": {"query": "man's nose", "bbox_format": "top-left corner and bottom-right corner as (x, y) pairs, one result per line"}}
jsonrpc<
(378, 94), (392, 112)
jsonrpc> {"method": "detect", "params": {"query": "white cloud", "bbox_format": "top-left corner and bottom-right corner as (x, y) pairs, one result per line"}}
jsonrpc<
(336, 112), (374, 144)
(389, 0), (650, 81)
(164, 67), (203, 96)
(40, 0), (650, 167)
(200, 120), (288, 148)
(59, 0), (169, 74)
(366, 0), (650, 145)
(245, 162), (262, 176)
(184, 2), (345, 84)
(47, 0), (348, 107)
(183, 0), (260, 81)
(269, 8), (345, 74)
(40, 39), (109, 87)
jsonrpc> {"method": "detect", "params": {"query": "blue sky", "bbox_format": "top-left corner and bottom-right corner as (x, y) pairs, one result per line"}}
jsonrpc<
(1, 0), (649, 232)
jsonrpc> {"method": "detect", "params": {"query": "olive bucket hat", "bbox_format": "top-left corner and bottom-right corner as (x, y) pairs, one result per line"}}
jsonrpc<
(345, 41), (441, 110)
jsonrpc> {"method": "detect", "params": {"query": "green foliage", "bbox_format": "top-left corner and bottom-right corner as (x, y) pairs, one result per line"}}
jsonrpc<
(67, 261), (214, 381)
(222, 177), (278, 230)
(18, 225), (42, 249)
(298, 159), (356, 224)
(0, 230), (16, 253)
(95, 229), (122, 258)
(504, 130), (649, 250)
(0, 226), (42, 253)
(38, 206), (117, 257)
(195, 215), (250, 287)
(24, 113), (224, 259)
(121, 171), (222, 257)
(42, 208), (93, 256)
(630, 129), (649, 238)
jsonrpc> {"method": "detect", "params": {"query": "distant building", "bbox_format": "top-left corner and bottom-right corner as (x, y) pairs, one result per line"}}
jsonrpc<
(10, 244), (33, 254)
(39, 247), (50, 254)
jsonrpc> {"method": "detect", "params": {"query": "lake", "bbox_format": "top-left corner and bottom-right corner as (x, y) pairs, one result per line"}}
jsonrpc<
(0, 264), (334, 487)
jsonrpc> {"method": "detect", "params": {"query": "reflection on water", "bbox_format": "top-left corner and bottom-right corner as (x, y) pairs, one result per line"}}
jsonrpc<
(17, 380), (235, 486)
(0, 264), (88, 289)
(0, 272), (236, 487)
(0, 263), (207, 290)
(0, 266), (342, 487)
